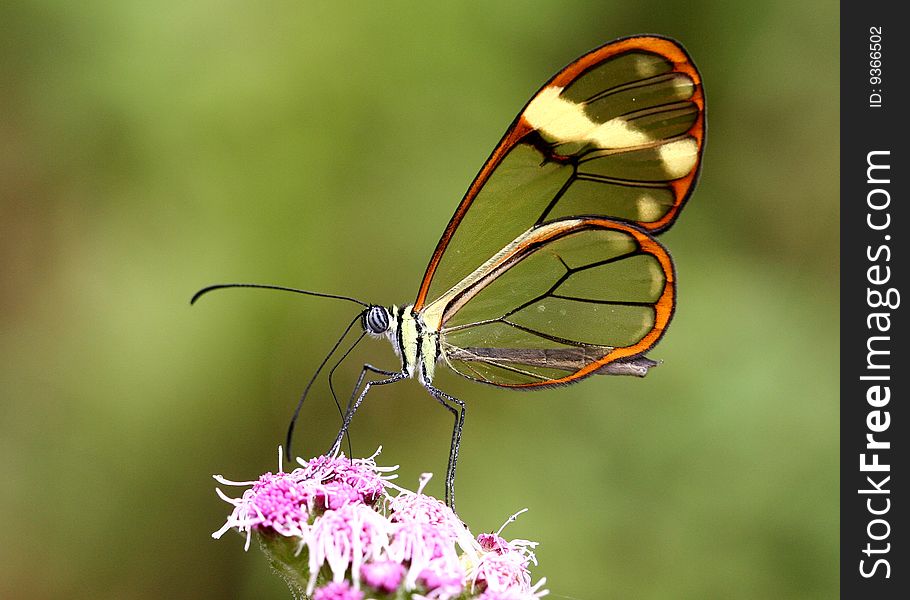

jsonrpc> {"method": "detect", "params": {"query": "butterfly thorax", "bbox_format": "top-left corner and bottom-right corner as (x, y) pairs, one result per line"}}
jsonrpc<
(375, 304), (438, 384)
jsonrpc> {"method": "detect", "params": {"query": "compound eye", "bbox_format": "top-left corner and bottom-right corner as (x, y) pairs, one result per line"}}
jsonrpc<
(364, 306), (390, 334)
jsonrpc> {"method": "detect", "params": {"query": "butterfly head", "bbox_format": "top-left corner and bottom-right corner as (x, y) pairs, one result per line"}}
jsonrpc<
(362, 305), (392, 336)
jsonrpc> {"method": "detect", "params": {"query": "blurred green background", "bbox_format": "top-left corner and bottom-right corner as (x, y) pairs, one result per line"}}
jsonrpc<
(1, 1), (838, 598)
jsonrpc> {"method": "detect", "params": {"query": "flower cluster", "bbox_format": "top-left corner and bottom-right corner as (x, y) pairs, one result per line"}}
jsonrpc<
(213, 449), (547, 599)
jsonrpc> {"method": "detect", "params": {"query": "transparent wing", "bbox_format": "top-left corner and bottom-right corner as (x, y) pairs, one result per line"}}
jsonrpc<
(414, 35), (704, 312)
(424, 219), (674, 387)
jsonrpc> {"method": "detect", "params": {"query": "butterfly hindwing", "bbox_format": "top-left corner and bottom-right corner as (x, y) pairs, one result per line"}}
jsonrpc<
(421, 218), (674, 387)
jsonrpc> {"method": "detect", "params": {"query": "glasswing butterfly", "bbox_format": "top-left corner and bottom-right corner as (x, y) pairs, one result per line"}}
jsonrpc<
(194, 35), (705, 510)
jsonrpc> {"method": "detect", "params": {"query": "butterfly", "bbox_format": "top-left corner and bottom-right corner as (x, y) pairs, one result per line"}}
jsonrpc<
(194, 35), (705, 510)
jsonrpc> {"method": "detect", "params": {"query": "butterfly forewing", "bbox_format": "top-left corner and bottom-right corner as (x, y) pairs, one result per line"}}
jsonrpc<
(415, 36), (704, 312)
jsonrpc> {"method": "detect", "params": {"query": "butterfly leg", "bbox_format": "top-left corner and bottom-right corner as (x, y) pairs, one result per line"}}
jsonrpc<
(341, 363), (400, 413)
(424, 383), (466, 511)
(328, 364), (405, 456)
(329, 361), (398, 459)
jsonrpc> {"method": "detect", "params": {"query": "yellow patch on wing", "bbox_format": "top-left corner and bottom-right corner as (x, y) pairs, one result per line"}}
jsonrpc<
(636, 192), (665, 222)
(668, 73), (697, 100)
(658, 137), (699, 179)
(634, 54), (670, 79)
(525, 87), (651, 149)
(646, 258), (664, 298)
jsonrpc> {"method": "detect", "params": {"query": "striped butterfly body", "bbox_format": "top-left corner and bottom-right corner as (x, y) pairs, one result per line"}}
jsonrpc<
(195, 35), (705, 511)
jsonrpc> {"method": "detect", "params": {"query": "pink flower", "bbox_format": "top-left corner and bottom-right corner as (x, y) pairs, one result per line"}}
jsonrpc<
(472, 532), (543, 598)
(212, 471), (309, 550)
(478, 533), (514, 555)
(473, 550), (533, 594)
(475, 587), (549, 600)
(306, 501), (391, 592)
(418, 560), (467, 598)
(296, 452), (389, 508)
(312, 480), (367, 510)
(213, 450), (548, 599)
(387, 487), (477, 592)
(389, 486), (462, 529)
(360, 559), (406, 593)
(313, 581), (364, 600)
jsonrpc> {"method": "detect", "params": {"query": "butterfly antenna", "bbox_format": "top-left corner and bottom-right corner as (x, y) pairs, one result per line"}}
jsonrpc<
(285, 311), (364, 462)
(190, 283), (369, 307)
